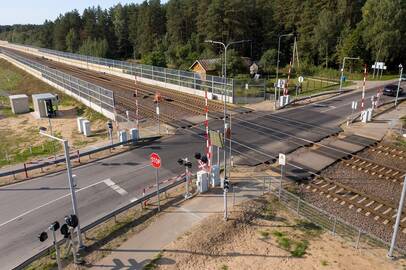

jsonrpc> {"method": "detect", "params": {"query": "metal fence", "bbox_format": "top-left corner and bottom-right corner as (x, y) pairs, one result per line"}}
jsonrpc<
(262, 176), (404, 255)
(233, 79), (266, 104)
(0, 49), (115, 114)
(37, 47), (234, 98)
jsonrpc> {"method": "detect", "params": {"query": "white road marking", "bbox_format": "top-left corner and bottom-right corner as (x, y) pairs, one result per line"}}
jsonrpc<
(0, 179), (106, 228)
(104, 179), (128, 196)
(320, 106), (337, 112)
(130, 197), (138, 203)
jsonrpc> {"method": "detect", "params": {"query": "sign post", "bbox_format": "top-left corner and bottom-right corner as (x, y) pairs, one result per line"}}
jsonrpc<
(150, 153), (161, 211)
(279, 153), (286, 199)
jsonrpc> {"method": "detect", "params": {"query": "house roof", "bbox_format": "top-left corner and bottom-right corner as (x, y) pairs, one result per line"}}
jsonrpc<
(190, 57), (254, 72)
(190, 58), (221, 71)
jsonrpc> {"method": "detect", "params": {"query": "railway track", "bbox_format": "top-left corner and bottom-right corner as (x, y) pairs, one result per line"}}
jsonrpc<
(342, 156), (406, 183)
(371, 144), (406, 160)
(304, 177), (406, 233)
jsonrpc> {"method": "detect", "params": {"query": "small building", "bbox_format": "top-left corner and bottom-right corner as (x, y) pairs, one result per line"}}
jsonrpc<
(190, 57), (256, 79)
(189, 58), (221, 80)
(9, 94), (29, 114)
(32, 93), (58, 118)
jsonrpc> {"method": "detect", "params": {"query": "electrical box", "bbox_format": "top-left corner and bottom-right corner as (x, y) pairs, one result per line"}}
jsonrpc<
(32, 93), (58, 118)
(130, 128), (139, 144)
(9, 94), (29, 114)
(196, 170), (209, 193)
(210, 165), (220, 187)
(118, 130), (128, 143)
(361, 109), (372, 123)
(279, 95), (290, 107)
(77, 117), (85, 133)
(82, 120), (91, 137)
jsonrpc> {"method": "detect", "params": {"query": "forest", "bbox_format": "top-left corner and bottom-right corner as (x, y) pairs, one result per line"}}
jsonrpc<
(0, 0), (405, 76)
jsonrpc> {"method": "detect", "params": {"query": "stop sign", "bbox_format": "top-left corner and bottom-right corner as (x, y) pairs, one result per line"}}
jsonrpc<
(150, 153), (161, 168)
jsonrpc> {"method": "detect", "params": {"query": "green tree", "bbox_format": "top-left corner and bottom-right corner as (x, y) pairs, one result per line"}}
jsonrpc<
(66, 28), (79, 52)
(78, 38), (108, 57)
(259, 49), (277, 74)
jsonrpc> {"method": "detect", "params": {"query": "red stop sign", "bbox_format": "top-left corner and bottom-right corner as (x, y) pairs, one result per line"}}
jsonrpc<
(150, 153), (161, 168)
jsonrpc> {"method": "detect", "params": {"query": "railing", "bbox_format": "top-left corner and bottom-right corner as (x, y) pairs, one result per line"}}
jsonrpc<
(13, 174), (188, 270)
(36, 47), (234, 98)
(0, 48), (115, 115)
(263, 176), (404, 255)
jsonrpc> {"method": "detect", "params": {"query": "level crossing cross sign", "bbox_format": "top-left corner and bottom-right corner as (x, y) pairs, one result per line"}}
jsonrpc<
(150, 153), (161, 168)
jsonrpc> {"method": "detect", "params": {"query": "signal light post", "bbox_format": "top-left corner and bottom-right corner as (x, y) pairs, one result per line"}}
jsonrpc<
(39, 127), (83, 248)
(178, 157), (192, 199)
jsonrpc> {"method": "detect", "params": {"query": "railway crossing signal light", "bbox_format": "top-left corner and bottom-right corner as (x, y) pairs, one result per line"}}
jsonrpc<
(50, 221), (60, 231)
(38, 231), (48, 242)
(65, 214), (79, 228)
(194, 152), (201, 160)
(224, 179), (230, 191)
(60, 224), (70, 238)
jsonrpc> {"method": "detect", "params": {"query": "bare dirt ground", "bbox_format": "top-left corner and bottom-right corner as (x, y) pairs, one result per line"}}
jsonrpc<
(156, 196), (406, 270)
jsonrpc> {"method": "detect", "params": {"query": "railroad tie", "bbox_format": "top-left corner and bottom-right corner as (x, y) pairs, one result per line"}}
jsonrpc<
(401, 216), (406, 223)
(305, 185), (311, 190)
(356, 208), (362, 213)
(360, 161), (366, 166)
(315, 179), (324, 185)
(312, 188), (317, 192)
(357, 197), (367, 204)
(350, 194), (359, 200)
(383, 219), (389, 225)
(365, 212), (371, 216)
(379, 167), (386, 172)
(340, 201), (346, 206)
(335, 188), (344, 194)
(374, 215), (380, 221)
(348, 204), (354, 209)
(326, 194), (331, 199)
(374, 204), (383, 211)
(372, 165), (379, 170)
(365, 163), (372, 168)
(365, 201), (375, 207)
(328, 185), (336, 191)
(383, 207), (392, 215)
(333, 198), (338, 202)
(321, 183), (329, 188)
(392, 171), (399, 177)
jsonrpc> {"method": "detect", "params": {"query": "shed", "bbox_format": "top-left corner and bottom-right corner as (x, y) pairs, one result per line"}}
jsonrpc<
(9, 94), (29, 114)
(32, 93), (58, 118)
(190, 57), (255, 78)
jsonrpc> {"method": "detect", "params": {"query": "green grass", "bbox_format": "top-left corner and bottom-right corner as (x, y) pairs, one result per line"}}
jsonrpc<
(220, 265), (229, 270)
(271, 230), (310, 257)
(295, 220), (323, 238)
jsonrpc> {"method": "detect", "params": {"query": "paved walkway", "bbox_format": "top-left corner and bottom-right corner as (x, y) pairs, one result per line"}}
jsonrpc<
(90, 179), (264, 269)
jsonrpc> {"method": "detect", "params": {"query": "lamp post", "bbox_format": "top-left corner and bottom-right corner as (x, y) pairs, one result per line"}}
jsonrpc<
(275, 33), (294, 87)
(204, 39), (251, 181)
(395, 64), (403, 107)
(274, 33), (294, 107)
(39, 127), (84, 248)
(339, 56), (360, 93)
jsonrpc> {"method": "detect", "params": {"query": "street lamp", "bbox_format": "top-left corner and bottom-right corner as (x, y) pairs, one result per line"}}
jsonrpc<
(395, 64), (403, 107)
(38, 127), (84, 248)
(275, 33), (294, 86)
(339, 56), (360, 93)
(204, 39), (251, 181)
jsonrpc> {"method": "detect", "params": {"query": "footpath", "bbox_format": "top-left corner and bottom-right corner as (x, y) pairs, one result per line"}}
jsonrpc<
(89, 178), (264, 269)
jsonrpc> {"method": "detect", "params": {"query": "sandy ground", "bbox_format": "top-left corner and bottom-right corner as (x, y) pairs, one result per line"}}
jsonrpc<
(156, 197), (406, 270)
(0, 105), (107, 151)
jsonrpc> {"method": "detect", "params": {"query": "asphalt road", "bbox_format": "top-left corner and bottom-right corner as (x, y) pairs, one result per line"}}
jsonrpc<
(0, 77), (404, 268)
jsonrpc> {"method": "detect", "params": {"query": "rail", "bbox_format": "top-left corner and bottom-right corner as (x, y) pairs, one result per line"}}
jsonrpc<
(262, 176), (405, 256)
(0, 48), (115, 117)
(13, 174), (187, 270)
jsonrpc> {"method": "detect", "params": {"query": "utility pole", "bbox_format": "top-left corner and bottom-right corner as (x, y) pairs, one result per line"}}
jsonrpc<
(395, 64), (403, 107)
